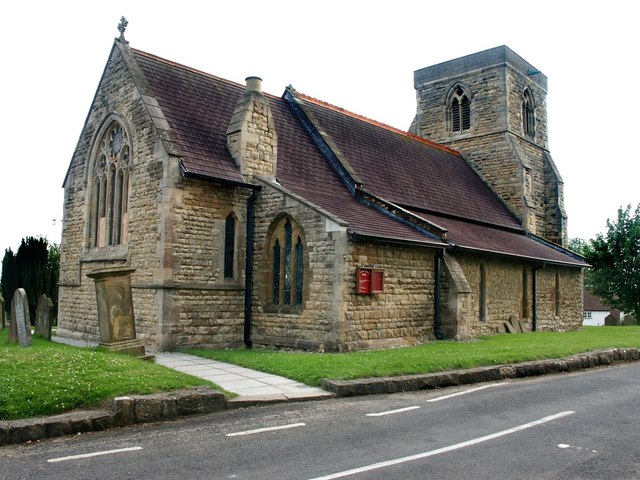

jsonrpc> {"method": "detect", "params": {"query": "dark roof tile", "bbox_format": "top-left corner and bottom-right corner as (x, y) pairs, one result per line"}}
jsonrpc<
(129, 48), (584, 265)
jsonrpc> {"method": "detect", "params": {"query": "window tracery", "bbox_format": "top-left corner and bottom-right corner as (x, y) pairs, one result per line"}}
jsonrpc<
(448, 85), (471, 133)
(267, 216), (305, 309)
(91, 122), (130, 248)
(522, 88), (535, 138)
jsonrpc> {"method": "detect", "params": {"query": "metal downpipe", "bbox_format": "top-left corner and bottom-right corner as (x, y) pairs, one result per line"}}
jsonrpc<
(244, 189), (260, 348)
(434, 249), (445, 340)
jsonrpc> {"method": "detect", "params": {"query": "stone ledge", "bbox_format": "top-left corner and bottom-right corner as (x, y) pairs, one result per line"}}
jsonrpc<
(320, 348), (640, 397)
(0, 387), (226, 447)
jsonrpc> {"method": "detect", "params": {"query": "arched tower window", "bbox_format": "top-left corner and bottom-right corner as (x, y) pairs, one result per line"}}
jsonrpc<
(448, 85), (471, 133)
(522, 88), (535, 138)
(267, 215), (306, 309)
(92, 121), (130, 248)
(224, 213), (236, 279)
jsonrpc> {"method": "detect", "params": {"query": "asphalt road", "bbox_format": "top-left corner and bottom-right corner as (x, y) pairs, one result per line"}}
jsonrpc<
(2, 363), (640, 479)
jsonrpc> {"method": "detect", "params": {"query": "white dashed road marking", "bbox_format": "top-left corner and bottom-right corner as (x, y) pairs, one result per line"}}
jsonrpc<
(226, 422), (306, 437)
(307, 411), (575, 480)
(427, 383), (506, 402)
(47, 446), (143, 463)
(366, 406), (421, 417)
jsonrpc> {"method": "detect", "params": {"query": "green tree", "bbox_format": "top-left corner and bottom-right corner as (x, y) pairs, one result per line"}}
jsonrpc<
(1, 248), (18, 317)
(568, 237), (589, 256)
(47, 243), (60, 322)
(16, 237), (49, 323)
(568, 237), (593, 289)
(583, 204), (640, 320)
(0, 237), (59, 324)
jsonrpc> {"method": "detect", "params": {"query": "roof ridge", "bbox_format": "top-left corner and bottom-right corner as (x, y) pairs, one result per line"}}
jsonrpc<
(132, 48), (248, 93)
(292, 90), (461, 156)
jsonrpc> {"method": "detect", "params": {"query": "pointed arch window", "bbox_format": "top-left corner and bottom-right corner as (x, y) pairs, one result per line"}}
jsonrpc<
(555, 270), (561, 316)
(449, 86), (471, 133)
(522, 88), (535, 138)
(92, 122), (130, 248)
(224, 213), (236, 279)
(479, 263), (487, 321)
(267, 216), (306, 309)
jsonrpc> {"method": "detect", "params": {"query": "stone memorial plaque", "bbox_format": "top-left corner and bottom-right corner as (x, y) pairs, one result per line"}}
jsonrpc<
(87, 267), (149, 358)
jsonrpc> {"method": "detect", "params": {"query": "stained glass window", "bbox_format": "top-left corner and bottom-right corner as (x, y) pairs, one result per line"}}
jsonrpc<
(268, 216), (305, 309)
(272, 239), (280, 304)
(92, 122), (130, 247)
(283, 220), (292, 305)
(295, 237), (304, 305)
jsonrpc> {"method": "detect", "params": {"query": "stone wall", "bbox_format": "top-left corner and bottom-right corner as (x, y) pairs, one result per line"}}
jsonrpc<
(413, 50), (566, 245)
(342, 242), (437, 350)
(58, 43), (163, 345)
(450, 252), (583, 336)
(250, 182), (347, 351)
(58, 43), (251, 350)
(166, 177), (249, 349)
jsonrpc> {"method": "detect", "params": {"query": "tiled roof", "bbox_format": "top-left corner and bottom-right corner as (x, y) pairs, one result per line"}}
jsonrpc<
(134, 50), (248, 185)
(130, 47), (584, 266)
(411, 211), (585, 266)
(292, 92), (522, 230)
(133, 49), (444, 247)
(583, 290), (610, 312)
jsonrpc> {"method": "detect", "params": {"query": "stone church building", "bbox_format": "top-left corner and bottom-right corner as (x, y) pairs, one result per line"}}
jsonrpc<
(57, 27), (586, 352)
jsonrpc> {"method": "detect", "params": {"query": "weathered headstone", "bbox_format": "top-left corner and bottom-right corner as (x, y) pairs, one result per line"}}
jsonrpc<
(86, 267), (150, 359)
(35, 294), (54, 340)
(604, 313), (620, 326)
(623, 314), (637, 326)
(9, 288), (32, 347)
(0, 292), (5, 329)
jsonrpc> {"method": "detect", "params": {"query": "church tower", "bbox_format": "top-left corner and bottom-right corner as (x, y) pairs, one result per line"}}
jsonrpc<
(411, 46), (567, 246)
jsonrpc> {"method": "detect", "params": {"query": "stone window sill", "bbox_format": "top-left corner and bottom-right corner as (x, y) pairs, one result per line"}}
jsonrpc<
(81, 245), (129, 263)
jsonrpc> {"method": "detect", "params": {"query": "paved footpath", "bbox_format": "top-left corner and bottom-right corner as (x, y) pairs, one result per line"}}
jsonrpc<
(154, 352), (332, 400)
(52, 336), (332, 401)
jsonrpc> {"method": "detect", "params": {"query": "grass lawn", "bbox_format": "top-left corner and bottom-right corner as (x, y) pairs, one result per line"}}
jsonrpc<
(184, 327), (640, 386)
(3, 326), (639, 421)
(0, 329), (218, 421)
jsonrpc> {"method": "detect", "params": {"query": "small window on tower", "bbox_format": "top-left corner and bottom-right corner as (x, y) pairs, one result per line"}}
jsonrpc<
(523, 88), (535, 138)
(449, 86), (471, 133)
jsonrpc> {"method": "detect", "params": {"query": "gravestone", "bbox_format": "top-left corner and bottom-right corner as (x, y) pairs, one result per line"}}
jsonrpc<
(604, 314), (620, 326)
(9, 288), (32, 347)
(86, 267), (150, 359)
(623, 314), (637, 326)
(35, 294), (54, 340)
(0, 293), (5, 329)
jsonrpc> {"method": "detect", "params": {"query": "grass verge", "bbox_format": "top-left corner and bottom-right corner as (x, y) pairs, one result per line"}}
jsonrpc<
(0, 329), (219, 421)
(184, 327), (640, 386)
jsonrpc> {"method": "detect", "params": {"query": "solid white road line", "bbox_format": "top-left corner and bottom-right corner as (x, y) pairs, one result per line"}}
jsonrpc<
(427, 383), (506, 402)
(47, 446), (143, 463)
(307, 411), (575, 480)
(366, 406), (421, 417)
(226, 422), (306, 437)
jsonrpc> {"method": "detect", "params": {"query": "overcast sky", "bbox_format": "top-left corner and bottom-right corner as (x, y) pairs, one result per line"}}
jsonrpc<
(0, 0), (636, 254)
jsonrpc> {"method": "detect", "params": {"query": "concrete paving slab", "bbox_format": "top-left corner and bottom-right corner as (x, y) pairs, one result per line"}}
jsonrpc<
(153, 352), (332, 399)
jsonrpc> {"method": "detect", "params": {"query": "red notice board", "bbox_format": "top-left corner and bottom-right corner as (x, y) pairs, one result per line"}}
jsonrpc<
(371, 269), (384, 293)
(356, 267), (384, 294)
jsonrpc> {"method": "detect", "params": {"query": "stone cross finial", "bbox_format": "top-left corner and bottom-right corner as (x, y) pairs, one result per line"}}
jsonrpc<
(117, 16), (128, 43)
